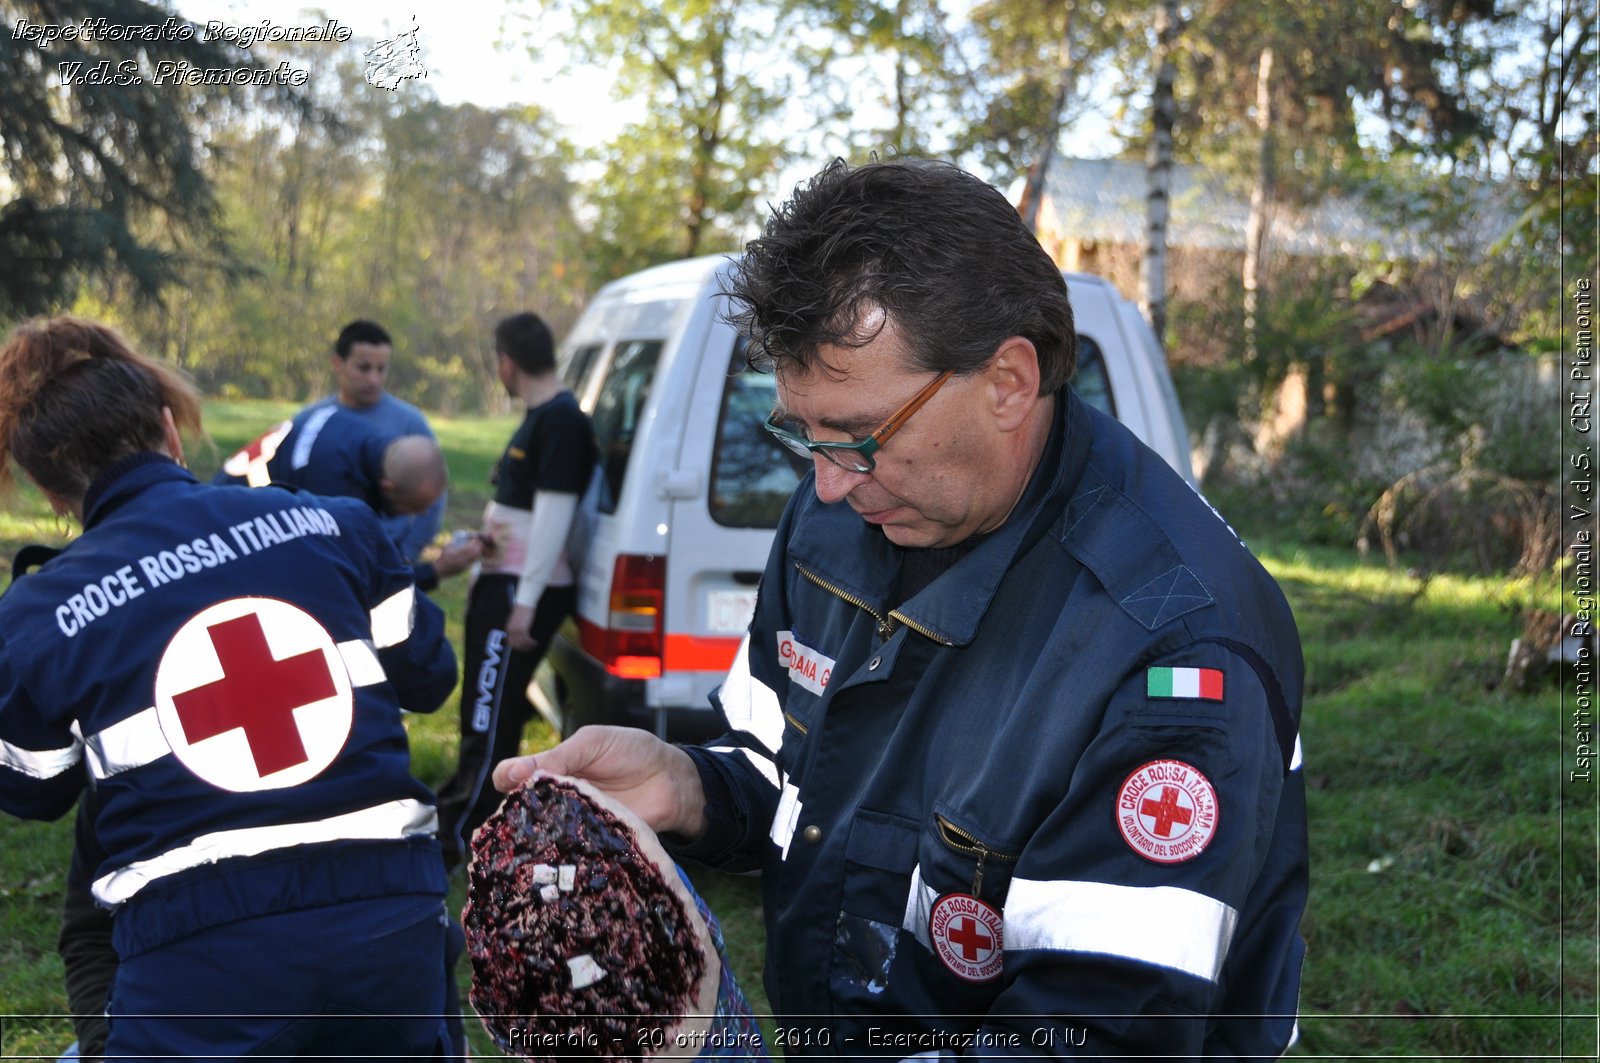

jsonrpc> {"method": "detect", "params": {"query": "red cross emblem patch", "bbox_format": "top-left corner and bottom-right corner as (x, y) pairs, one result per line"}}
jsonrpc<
(153, 597), (354, 792)
(1116, 759), (1220, 864)
(929, 892), (1004, 983)
(220, 420), (292, 486)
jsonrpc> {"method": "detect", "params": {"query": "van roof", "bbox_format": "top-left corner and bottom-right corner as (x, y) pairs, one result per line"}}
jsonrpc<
(593, 254), (736, 302)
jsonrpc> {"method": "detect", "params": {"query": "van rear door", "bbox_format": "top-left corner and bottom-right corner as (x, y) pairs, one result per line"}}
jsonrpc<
(655, 315), (806, 720)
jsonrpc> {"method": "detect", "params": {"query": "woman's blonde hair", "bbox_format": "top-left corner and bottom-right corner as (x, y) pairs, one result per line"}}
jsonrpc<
(0, 317), (202, 502)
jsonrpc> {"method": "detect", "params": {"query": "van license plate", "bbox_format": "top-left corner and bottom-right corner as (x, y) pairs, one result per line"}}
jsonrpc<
(706, 590), (759, 634)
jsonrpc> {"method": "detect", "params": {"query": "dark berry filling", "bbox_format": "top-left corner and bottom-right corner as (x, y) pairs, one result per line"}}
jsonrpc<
(463, 778), (707, 1060)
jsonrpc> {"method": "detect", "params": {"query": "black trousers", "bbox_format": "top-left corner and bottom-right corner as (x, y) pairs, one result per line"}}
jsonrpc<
(435, 574), (576, 870)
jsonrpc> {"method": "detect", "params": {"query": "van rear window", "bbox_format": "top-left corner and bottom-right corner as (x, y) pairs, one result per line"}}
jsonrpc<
(710, 341), (807, 528)
(562, 343), (604, 398)
(591, 339), (664, 514)
(1073, 336), (1114, 416)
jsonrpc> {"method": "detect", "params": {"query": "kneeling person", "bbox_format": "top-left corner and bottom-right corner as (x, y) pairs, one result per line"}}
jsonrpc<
(217, 407), (475, 588)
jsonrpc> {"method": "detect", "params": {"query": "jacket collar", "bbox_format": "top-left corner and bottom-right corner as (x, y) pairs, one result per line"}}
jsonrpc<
(82, 454), (197, 531)
(788, 388), (1092, 646)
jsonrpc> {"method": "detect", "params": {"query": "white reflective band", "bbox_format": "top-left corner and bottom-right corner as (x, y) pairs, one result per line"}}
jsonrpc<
(769, 778), (802, 859)
(369, 586), (416, 649)
(901, 863), (938, 948)
(1289, 733), (1303, 771)
(1005, 878), (1238, 984)
(92, 797), (438, 907)
(82, 640), (387, 779)
(338, 639), (387, 688)
(0, 735), (81, 780)
(718, 634), (784, 754)
(708, 745), (781, 791)
(290, 406), (337, 470)
(82, 708), (166, 778)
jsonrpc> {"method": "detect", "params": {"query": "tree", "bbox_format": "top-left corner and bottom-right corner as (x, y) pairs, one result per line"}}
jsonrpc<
(372, 99), (588, 411)
(529, 0), (792, 279)
(1140, 0), (1183, 343)
(792, 0), (964, 159)
(1154, 0), (1501, 361)
(955, 0), (1108, 182)
(100, 37), (589, 412)
(0, 0), (310, 318)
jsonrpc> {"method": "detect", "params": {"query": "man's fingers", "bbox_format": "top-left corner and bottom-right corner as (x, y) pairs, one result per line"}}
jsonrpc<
(492, 755), (539, 793)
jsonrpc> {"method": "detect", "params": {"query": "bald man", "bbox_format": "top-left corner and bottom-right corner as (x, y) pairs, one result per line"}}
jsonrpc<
(216, 406), (478, 588)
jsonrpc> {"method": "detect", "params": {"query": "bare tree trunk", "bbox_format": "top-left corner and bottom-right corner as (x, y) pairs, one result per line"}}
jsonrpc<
(684, 36), (727, 259)
(1140, 0), (1181, 343)
(1243, 44), (1275, 363)
(1019, 2), (1075, 234)
(893, 0), (912, 153)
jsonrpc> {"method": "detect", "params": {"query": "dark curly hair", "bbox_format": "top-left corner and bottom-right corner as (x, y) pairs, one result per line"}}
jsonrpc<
(725, 157), (1076, 393)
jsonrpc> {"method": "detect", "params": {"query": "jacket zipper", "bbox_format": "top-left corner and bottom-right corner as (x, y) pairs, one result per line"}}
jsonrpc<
(794, 563), (953, 645)
(936, 813), (1019, 899)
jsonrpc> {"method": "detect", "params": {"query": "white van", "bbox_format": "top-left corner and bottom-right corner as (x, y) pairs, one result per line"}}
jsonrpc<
(532, 254), (1195, 739)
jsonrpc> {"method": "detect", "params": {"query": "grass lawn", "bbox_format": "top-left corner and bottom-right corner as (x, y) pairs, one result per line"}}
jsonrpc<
(0, 400), (1590, 1058)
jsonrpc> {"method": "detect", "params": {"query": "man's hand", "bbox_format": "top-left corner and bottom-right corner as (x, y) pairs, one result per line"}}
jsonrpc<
(432, 533), (485, 580)
(493, 725), (707, 839)
(506, 603), (538, 652)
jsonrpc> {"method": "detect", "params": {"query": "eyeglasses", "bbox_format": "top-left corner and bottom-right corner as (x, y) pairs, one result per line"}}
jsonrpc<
(764, 369), (955, 473)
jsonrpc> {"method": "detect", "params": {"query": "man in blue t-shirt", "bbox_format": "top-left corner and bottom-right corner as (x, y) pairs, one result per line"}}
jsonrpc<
(299, 320), (447, 564)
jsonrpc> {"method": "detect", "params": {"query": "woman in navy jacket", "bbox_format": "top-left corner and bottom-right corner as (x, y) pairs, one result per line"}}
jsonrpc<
(0, 317), (458, 1059)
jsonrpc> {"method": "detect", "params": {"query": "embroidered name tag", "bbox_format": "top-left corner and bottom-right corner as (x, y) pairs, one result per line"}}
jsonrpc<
(776, 630), (834, 695)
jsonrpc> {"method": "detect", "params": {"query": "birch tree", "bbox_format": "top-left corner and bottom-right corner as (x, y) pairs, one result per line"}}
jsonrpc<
(1140, 0), (1183, 343)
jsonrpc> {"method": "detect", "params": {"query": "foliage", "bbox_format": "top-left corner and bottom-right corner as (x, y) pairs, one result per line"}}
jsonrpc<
(952, 0), (1142, 178)
(533, 0), (793, 281)
(789, 0), (963, 159)
(0, 0), (313, 318)
(87, 43), (589, 413)
(1157, 0), (1499, 192)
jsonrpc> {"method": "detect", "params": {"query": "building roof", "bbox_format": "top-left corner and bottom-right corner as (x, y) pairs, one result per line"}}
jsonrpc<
(1026, 156), (1437, 259)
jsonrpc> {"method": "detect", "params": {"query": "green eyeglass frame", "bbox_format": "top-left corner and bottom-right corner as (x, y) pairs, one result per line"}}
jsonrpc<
(763, 369), (956, 473)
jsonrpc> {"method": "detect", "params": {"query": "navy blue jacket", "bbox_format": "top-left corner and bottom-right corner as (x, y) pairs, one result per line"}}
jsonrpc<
(215, 407), (451, 591)
(214, 404), (391, 514)
(0, 456), (456, 955)
(680, 391), (1307, 1059)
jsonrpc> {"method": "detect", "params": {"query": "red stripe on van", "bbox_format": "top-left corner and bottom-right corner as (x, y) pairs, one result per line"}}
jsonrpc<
(664, 634), (742, 673)
(576, 619), (739, 677)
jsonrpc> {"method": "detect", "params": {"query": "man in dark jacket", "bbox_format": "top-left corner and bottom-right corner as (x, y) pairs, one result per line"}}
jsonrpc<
(216, 405), (479, 591)
(495, 158), (1308, 1060)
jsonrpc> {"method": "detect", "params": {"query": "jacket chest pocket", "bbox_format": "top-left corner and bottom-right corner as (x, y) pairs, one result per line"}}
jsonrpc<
(885, 809), (1021, 995)
(922, 811), (1021, 904)
(829, 810), (919, 1002)
(906, 809), (1022, 949)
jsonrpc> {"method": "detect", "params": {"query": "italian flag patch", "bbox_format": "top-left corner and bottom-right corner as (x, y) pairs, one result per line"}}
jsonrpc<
(1147, 666), (1225, 701)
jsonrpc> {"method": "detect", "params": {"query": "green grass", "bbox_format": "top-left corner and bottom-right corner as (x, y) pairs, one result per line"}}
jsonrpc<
(0, 407), (1589, 1059)
(1244, 532), (1593, 1059)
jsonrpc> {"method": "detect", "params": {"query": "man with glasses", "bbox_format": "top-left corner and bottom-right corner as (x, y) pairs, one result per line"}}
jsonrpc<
(494, 158), (1308, 1058)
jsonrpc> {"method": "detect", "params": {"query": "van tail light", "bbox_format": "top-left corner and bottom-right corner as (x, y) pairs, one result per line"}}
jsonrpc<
(591, 553), (665, 679)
